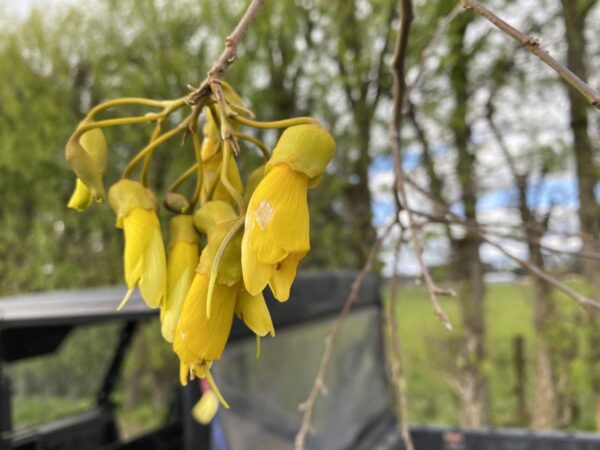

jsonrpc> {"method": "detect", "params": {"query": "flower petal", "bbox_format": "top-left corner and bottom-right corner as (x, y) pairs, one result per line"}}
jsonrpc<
(241, 219), (274, 295)
(192, 391), (219, 425)
(268, 252), (305, 302)
(123, 208), (155, 288)
(235, 289), (275, 337)
(247, 164), (310, 263)
(173, 275), (237, 363)
(138, 223), (167, 308)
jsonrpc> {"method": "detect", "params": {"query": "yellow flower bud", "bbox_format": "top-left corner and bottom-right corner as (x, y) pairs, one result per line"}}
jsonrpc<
(200, 110), (244, 207)
(65, 128), (107, 202)
(266, 123), (335, 182)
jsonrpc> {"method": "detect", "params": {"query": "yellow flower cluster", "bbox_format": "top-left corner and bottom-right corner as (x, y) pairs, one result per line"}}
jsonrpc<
(65, 82), (335, 413)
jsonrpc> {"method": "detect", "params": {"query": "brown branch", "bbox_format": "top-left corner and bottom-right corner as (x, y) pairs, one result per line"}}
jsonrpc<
(390, 0), (454, 331)
(186, 0), (265, 105)
(294, 223), (395, 450)
(460, 0), (600, 110)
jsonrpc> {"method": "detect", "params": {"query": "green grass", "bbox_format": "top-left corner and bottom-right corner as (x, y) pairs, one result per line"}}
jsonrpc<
(393, 280), (595, 429)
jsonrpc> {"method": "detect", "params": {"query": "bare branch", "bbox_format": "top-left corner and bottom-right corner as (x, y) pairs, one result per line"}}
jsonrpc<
(460, 0), (600, 110)
(390, 0), (454, 331)
(294, 223), (395, 450)
(405, 177), (600, 311)
(406, 5), (464, 99)
(186, 0), (265, 105)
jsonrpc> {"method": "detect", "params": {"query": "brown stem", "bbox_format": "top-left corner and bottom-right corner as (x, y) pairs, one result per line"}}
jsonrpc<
(186, 0), (265, 105)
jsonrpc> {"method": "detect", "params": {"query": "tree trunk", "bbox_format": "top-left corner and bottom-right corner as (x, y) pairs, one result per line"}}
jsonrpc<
(561, 0), (600, 430)
(448, 14), (489, 426)
(513, 178), (559, 428)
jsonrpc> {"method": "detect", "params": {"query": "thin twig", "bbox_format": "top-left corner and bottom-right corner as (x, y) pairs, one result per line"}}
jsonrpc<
(294, 223), (394, 450)
(186, 0), (265, 105)
(460, 0), (600, 110)
(384, 225), (415, 450)
(390, 0), (454, 331)
(405, 4), (464, 100)
(405, 176), (600, 311)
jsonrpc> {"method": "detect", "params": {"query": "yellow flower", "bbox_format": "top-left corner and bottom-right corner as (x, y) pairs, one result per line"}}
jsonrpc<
(242, 165), (309, 300)
(161, 215), (200, 343)
(108, 179), (166, 309)
(192, 390), (219, 425)
(174, 202), (274, 383)
(241, 123), (335, 301)
(67, 128), (107, 210)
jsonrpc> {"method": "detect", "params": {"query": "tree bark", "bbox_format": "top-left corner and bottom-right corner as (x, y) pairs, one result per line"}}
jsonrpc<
(448, 14), (490, 427)
(510, 176), (558, 428)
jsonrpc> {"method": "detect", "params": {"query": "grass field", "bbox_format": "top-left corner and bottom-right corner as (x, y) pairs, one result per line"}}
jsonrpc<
(393, 280), (596, 429)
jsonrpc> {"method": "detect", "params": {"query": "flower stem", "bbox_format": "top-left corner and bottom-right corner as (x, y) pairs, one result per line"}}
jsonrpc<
(232, 115), (318, 129)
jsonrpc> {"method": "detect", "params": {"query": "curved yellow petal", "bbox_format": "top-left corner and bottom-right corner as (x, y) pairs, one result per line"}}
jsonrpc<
(123, 208), (155, 288)
(162, 265), (194, 342)
(268, 252), (305, 302)
(138, 223), (167, 308)
(67, 178), (93, 212)
(235, 289), (275, 337)
(241, 219), (274, 295)
(246, 164), (310, 264)
(173, 275), (237, 363)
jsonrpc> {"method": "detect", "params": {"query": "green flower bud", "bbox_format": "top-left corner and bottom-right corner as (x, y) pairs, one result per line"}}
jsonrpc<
(164, 192), (191, 214)
(65, 128), (108, 202)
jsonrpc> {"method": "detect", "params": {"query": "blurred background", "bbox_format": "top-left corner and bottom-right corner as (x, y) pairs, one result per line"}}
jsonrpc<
(1, 0), (600, 438)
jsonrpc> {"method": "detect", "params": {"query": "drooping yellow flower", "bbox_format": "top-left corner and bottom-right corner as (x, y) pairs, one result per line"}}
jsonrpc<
(161, 215), (200, 343)
(109, 179), (167, 309)
(193, 389), (219, 425)
(67, 128), (107, 210)
(174, 201), (274, 385)
(241, 123), (335, 301)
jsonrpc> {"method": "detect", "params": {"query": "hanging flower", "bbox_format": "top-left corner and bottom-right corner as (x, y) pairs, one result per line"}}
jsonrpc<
(174, 201), (274, 388)
(108, 179), (167, 309)
(241, 123), (335, 301)
(161, 215), (200, 343)
(193, 380), (220, 425)
(67, 128), (107, 210)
